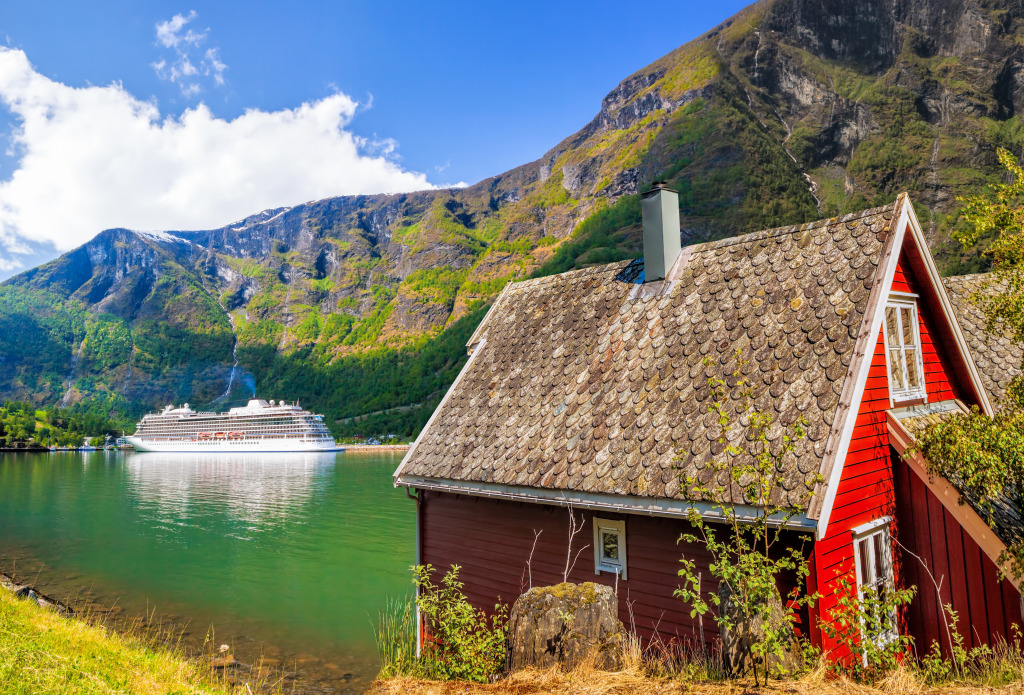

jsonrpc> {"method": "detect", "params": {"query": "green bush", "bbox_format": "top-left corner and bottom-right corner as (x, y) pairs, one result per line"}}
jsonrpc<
(413, 564), (508, 683)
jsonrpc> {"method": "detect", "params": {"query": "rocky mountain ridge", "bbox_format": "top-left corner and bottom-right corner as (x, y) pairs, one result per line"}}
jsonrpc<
(2, 0), (1024, 433)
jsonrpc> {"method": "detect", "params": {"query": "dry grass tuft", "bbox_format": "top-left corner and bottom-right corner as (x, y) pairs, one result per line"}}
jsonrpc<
(369, 658), (1024, 695)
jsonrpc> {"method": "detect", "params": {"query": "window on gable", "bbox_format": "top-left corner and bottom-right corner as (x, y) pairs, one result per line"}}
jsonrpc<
(593, 517), (627, 580)
(852, 518), (897, 649)
(884, 299), (925, 403)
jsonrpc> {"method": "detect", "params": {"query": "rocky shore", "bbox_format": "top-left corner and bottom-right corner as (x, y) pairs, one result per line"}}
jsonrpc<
(0, 571), (73, 615)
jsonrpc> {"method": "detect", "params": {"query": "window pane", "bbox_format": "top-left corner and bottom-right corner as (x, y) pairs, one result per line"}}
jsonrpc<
(906, 350), (920, 390)
(601, 531), (619, 562)
(872, 533), (885, 583)
(858, 539), (871, 586)
(901, 307), (916, 346)
(889, 349), (905, 389)
(886, 307), (900, 347)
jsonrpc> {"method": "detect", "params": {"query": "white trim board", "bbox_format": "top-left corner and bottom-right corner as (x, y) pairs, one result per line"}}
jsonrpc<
(810, 195), (910, 537)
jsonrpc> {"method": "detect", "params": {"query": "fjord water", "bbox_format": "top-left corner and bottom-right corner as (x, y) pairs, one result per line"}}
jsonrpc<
(0, 450), (414, 689)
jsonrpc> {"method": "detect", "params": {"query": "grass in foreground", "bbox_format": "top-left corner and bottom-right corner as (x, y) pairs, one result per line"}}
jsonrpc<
(372, 637), (1024, 695)
(0, 588), (242, 695)
(370, 662), (1024, 695)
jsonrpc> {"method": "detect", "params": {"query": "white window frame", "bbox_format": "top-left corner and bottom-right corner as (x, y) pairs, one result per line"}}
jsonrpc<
(882, 295), (927, 404)
(593, 517), (627, 580)
(851, 517), (897, 654)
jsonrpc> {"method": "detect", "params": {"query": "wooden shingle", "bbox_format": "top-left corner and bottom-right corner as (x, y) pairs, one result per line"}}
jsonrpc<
(398, 201), (901, 508)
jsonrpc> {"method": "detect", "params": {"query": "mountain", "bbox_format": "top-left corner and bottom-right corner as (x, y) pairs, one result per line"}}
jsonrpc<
(3, 0), (1024, 436)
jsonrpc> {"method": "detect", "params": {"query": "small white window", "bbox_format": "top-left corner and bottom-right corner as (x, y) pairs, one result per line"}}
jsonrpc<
(852, 518), (897, 649)
(883, 298), (926, 403)
(593, 517), (627, 580)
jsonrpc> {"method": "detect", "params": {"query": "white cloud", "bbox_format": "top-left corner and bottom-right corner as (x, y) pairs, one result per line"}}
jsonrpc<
(205, 48), (226, 86)
(0, 47), (435, 271)
(155, 11), (203, 49)
(152, 10), (225, 96)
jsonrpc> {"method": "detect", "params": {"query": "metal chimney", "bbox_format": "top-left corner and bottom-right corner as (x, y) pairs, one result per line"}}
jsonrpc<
(641, 182), (681, 282)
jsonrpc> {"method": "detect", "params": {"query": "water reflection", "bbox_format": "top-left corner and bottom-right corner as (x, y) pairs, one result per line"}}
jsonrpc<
(124, 452), (336, 538)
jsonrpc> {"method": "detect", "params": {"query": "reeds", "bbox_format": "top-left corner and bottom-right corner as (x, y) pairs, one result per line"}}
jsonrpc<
(375, 596), (418, 679)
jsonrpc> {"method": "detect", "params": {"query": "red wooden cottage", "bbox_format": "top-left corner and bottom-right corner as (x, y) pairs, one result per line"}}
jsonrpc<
(394, 188), (1023, 659)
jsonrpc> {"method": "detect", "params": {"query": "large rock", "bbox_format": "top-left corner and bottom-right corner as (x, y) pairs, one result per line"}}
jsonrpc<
(506, 582), (624, 671)
(718, 580), (801, 677)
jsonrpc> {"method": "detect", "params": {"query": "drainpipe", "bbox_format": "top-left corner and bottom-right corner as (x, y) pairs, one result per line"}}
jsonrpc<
(405, 486), (422, 655)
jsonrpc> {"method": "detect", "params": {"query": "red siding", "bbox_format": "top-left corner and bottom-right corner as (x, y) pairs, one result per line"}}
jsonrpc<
(813, 326), (894, 659)
(420, 490), (807, 647)
(815, 254), (973, 658)
(893, 456), (1022, 654)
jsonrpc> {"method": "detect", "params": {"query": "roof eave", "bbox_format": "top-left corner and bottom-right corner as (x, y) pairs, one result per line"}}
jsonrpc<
(395, 475), (818, 530)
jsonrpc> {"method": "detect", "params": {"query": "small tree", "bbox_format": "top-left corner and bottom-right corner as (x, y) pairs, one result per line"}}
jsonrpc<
(674, 352), (819, 685)
(955, 148), (1024, 344)
(913, 379), (1024, 577)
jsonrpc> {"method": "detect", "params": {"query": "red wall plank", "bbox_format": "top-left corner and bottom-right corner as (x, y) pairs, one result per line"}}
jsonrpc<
(420, 490), (809, 648)
(893, 454), (1021, 655)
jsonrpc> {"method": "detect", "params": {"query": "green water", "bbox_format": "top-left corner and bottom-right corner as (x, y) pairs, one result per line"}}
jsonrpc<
(0, 450), (414, 689)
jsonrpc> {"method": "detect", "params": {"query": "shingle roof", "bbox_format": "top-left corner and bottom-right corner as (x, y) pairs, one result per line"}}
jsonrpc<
(397, 200), (902, 508)
(942, 274), (1023, 404)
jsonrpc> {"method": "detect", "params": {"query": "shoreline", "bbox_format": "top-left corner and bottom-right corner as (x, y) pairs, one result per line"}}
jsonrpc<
(343, 444), (411, 452)
(0, 566), (371, 693)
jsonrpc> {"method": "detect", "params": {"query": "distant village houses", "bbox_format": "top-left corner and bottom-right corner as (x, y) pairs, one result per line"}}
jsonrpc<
(395, 188), (1023, 659)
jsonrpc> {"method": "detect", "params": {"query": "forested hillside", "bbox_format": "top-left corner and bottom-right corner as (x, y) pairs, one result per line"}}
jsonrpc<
(2, 0), (1023, 436)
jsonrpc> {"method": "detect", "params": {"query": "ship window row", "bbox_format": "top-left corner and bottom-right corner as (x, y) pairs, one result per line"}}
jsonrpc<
(139, 424), (329, 431)
(138, 434), (333, 441)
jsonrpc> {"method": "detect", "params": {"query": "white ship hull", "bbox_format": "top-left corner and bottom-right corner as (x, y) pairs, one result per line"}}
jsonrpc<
(126, 436), (343, 453)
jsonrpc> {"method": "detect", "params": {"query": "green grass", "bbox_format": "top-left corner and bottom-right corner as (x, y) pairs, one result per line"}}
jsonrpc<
(0, 589), (242, 695)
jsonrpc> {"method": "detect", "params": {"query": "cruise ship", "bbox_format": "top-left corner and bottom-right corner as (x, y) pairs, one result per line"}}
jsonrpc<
(126, 399), (342, 453)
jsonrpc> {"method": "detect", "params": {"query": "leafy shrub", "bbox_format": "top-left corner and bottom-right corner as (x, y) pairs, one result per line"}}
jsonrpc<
(414, 564), (508, 683)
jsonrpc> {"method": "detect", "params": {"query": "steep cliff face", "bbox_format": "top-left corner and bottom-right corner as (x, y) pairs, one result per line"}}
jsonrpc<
(3, 0), (1024, 429)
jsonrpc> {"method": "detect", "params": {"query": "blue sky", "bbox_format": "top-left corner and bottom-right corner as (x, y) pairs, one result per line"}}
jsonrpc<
(0, 0), (751, 279)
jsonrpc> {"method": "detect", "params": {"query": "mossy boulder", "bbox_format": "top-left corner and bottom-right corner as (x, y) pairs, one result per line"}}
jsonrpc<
(506, 582), (624, 671)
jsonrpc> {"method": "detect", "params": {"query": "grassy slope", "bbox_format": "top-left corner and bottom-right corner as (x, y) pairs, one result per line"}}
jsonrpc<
(0, 590), (236, 695)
